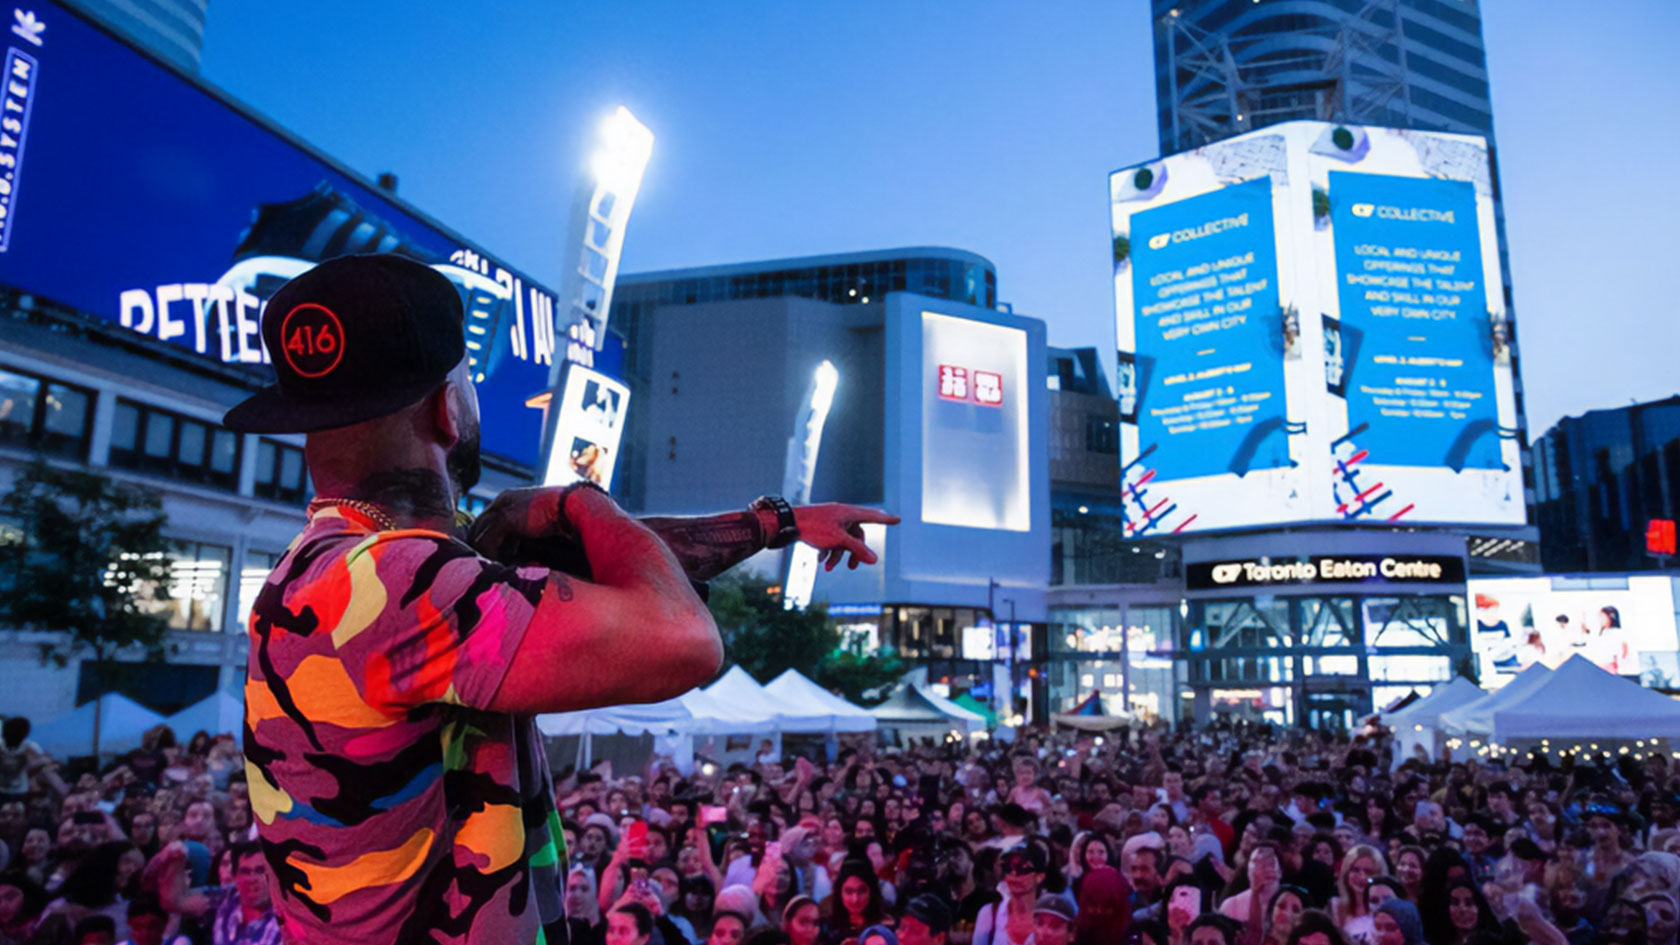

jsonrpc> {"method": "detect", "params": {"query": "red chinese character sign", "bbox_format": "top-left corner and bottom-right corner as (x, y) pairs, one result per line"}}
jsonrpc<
(1648, 519), (1676, 557)
(936, 364), (1004, 408)
(938, 364), (969, 401)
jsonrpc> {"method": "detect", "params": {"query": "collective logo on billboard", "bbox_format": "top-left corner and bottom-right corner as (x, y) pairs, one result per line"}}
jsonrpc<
(0, 2), (558, 468)
(1110, 122), (1523, 535)
(1469, 576), (1680, 687)
(920, 311), (1030, 532)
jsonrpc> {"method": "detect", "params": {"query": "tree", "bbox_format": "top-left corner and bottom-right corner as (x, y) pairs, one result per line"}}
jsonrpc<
(0, 459), (175, 667)
(816, 642), (904, 707)
(705, 570), (837, 683)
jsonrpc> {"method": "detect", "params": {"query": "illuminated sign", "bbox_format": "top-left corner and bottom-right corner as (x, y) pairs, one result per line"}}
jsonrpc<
(541, 364), (629, 489)
(1648, 519), (1677, 557)
(0, 3), (557, 467)
(921, 311), (1030, 531)
(1111, 123), (1524, 534)
(938, 364), (1003, 407)
(827, 603), (883, 618)
(1470, 576), (1680, 685)
(1185, 553), (1465, 590)
(0, 43), (37, 252)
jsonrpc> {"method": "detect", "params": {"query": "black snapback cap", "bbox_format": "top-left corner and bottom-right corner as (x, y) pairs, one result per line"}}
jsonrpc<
(222, 254), (465, 434)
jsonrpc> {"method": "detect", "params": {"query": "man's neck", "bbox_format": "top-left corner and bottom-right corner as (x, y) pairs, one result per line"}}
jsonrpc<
(332, 467), (458, 532)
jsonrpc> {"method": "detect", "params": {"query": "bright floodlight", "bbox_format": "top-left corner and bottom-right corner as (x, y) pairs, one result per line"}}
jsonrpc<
(811, 360), (838, 419)
(590, 106), (654, 192)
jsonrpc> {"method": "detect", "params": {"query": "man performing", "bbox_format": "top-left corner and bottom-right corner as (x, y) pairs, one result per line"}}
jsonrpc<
(222, 254), (897, 945)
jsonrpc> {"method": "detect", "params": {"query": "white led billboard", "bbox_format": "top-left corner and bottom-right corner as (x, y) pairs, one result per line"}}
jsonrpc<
(920, 311), (1031, 531)
(1111, 122), (1523, 535)
(541, 365), (630, 489)
(1469, 576), (1680, 687)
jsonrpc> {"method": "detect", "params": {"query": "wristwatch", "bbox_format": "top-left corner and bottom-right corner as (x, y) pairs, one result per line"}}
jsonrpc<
(751, 495), (800, 549)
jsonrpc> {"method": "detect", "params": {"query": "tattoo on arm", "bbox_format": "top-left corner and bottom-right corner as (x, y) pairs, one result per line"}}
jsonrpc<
(640, 511), (766, 582)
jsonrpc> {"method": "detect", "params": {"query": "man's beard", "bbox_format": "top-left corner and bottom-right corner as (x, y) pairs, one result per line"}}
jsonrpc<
(447, 426), (482, 494)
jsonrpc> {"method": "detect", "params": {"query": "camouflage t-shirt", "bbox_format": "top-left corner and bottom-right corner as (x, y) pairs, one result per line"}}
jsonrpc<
(244, 506), (569, 945)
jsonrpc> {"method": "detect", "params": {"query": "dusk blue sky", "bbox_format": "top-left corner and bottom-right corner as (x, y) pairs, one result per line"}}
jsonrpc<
(199, 1), (1679, 438)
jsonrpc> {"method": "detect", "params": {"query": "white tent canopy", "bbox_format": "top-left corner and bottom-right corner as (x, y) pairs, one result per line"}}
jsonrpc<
(1383, 676), (1485, 770)
(705, 666), (833, 733)
(1482, 655), (1680, 742)
(535, 686), (778, 738)
(1384, 677), (1484, 728)
(870, 685), (986, 740)
(764, 669), (877, 733)
(1439, 662), (1553, 736)
(32, 694), (166, 757)
(165, 691), (245, 739)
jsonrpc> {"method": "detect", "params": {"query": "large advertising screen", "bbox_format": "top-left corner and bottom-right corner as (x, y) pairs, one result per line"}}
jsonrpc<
(1469, 576), (1680, 687)
(1111, 123), (1523, 534)
(920, 311), (1030, 531)
(0, 3), (557, 468)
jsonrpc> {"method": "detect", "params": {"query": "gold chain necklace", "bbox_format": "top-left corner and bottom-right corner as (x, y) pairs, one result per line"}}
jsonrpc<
(306, 497), (398, 531)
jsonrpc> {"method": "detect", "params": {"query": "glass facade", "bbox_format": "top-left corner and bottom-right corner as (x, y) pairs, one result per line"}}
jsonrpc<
(143, 540), (234, 633)
(109, 399), (240, 491)
(1048, 603), (1185, 723)
(1182, 591), (1470, 730)
(0, 366), (94, 460)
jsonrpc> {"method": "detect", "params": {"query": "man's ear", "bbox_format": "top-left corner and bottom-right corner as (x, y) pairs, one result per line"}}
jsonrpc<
(429, 383), (462, 449)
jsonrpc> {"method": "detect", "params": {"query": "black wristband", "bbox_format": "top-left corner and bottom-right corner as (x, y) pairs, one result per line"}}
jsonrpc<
(751, 495), (800, 549)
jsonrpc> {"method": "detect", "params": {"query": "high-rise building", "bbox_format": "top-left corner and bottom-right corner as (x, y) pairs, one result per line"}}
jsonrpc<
(605, 250), (1050, 716)
(1151, 0), (1529, 448)
(610, 249), (997, 511)
(1153, 0), (1495, 153)
(1534, 397), (1680, 573)
(1046, 1), (1542, 728)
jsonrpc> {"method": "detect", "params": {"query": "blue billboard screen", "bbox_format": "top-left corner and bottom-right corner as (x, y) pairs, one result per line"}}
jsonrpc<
(1328, 171), (1499, 471)
(1128, 176), (1288, 482)
(0, 3), (555, 468)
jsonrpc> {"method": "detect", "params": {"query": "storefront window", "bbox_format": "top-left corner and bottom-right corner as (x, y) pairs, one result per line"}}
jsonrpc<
(143, 541), (232, 632)
(1364, 595), (1464, 648)
(1299, 597), (1359, 647)
(236, 550), (283, 635)
(1189, 597), (1292, 650)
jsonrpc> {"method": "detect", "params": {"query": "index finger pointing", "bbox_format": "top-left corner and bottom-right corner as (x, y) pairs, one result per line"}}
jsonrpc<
(846, 509), (901, 525)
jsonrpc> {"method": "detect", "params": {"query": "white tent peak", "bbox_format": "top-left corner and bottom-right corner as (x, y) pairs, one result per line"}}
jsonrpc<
(31, 693), (167, 757)
(1384, 676), (1483, 726)
(1484, 654), (1680, 741)
(1439, 662), (1552, 736)
(763, 669), (876, 733)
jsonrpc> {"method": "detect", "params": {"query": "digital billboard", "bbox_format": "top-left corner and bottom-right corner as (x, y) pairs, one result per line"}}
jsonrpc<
(1469, 576), (1680, 687)
(920, 311), (1030, 531)
(540, 365), (629, 489)
(1111, 123), (1523, 534)
(0, 3), (557, 468)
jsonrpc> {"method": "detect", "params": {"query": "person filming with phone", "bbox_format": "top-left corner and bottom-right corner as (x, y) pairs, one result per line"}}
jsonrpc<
(225, 255), (897, 945)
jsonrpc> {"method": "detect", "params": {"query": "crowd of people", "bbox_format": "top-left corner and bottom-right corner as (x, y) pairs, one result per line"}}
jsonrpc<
(2, 706), (1679, 945)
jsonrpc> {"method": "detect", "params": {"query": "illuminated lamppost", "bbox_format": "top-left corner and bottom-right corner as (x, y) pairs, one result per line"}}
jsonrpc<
(537, 106), (654, 487)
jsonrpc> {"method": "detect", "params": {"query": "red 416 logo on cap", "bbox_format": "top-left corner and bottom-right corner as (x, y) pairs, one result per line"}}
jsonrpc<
(937, 364), (1003, 407)
(280, 303), (346, 378)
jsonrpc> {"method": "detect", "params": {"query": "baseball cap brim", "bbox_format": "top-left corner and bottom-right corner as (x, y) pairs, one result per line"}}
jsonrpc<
(222, 374), (444, 434)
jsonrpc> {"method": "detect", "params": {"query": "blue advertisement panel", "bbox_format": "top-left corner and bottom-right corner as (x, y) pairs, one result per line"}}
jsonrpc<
(1128, 176), (1287, 481)
(1328, 172), (1499, 471)
(0, 3), (555, 468)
